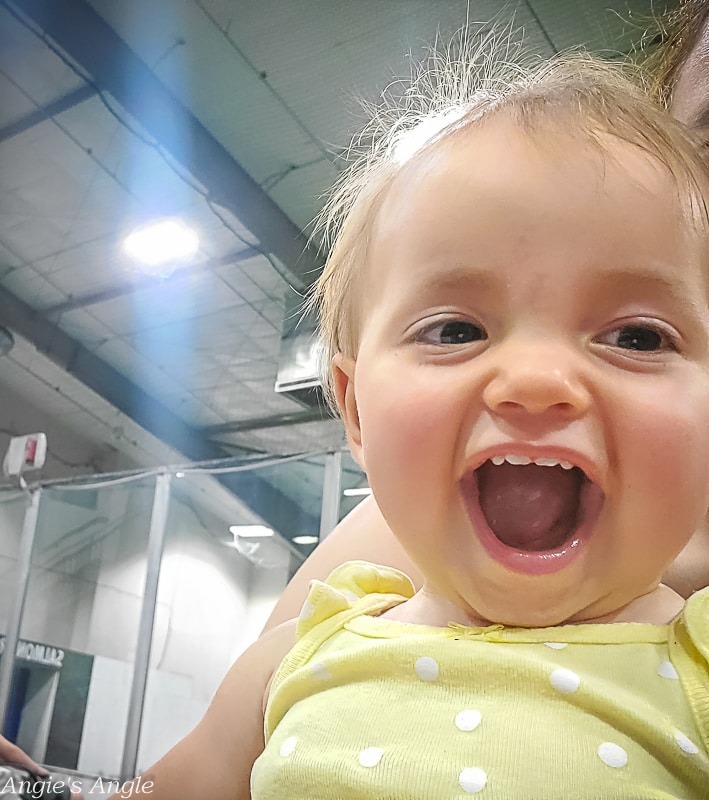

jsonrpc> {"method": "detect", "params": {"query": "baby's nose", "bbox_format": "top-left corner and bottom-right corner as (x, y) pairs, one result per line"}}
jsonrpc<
(482, 339), (591, 419)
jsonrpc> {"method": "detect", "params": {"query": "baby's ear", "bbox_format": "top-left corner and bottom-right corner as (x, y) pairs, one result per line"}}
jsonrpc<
(332, 354), (364, 467)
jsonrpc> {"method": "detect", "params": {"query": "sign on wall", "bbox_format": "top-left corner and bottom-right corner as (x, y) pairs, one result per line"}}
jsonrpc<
(0, 635), (64, 669)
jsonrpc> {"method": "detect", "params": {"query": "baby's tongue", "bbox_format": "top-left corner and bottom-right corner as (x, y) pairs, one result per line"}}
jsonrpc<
(476, 461), (583, 551)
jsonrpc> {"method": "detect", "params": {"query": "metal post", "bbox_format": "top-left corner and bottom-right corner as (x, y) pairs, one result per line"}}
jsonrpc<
(319, 451), (342, 541)
(120, 472), (171, 782)
(0, 488), (41, 731)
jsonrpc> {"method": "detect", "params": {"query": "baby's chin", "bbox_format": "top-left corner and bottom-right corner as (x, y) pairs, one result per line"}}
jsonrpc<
(415, 581), (587, 629)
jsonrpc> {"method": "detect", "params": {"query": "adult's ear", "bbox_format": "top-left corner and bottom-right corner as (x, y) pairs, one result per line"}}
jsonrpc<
(332, 353), (364, 468)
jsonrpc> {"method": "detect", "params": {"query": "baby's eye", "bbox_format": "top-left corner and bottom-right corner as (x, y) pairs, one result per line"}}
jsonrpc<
(599, 324), (676, 352)
(440, 320), (487, 344)
(417, 319), (488, 345)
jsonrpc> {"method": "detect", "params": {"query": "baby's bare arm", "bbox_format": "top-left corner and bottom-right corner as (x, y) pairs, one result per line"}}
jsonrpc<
(261, 496), (423, 632)
(111, 620), (296, 800)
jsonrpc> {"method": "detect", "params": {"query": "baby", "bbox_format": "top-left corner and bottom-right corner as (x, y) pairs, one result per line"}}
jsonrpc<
(116, 52), (709, 799)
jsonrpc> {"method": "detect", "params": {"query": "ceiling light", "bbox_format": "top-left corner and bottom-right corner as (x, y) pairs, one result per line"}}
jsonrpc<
(292, 535), (318, 545)
(123, 218), (199, 274)
(175, 472), (185, 478)
(229, 524), (274, 539)
(343, 487), (372, 497)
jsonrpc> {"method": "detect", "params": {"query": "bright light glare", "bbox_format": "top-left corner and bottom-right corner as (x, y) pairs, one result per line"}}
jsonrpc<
(390, 106), (467, 165)
(123, 219), (199, 268)
(292, 535), (319, 545)
(343, 487), (372, 497)
(229, 524), (274, 539)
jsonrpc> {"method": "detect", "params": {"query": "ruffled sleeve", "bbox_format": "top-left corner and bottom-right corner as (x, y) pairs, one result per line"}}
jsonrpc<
(669, 586), (709, 753)
(296, 560), (416, 638)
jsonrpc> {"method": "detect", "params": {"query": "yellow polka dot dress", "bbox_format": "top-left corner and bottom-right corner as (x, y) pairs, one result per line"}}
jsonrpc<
(250, 562), (709, 799)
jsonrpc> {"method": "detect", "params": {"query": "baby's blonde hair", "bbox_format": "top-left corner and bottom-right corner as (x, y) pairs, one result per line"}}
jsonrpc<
(311, 38), (709, 411)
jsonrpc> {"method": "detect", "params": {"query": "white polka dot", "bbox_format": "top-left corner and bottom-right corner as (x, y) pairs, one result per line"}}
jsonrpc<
(455, 710), (482, 732)
(598, 742), (628, 768)
(279, 736), (297, 757)
(550, 667), (580, 694)
(298, 599), (314, 621)
(414, 656), (439, 681)
(657, 660), (679, 680)
(358, 747), (383, 768)
(675, 730), (699, 754)
(459, 767), (487, 793)
(544, 642), (568, 650)
(310, 662), (331, 680)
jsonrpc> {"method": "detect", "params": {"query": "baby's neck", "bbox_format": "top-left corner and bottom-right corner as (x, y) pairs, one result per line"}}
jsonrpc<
(381, 583), (686, 628)
(585, 584), (685, 625)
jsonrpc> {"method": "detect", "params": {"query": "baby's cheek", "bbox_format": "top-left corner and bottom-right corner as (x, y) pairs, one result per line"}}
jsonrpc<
(361, 395), (423, 463)
(624, 392), (709, 505)
(359, 379), (452, 476)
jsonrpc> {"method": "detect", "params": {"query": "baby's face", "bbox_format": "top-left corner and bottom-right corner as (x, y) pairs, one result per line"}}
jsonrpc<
(334, 119), (709, 626)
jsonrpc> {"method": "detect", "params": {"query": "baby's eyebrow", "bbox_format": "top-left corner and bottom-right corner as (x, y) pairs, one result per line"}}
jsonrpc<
(427, 264), (688, 296)
(409, 262), (704, 314)
(590, 265), (700, 305)
(422, 265), (500, 294)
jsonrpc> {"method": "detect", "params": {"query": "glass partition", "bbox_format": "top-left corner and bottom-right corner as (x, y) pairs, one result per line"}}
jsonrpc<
(249, 453), (327, 545)
(5, 477), (155, 777)
(137, 468), (293, 771)
(0, 490), (27, 635)
(0, 449), (360, 781)
(339, 450), (370, 522)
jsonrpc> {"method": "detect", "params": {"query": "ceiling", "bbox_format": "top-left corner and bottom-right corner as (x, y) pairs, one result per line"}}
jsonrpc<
(0, 0), (668, 554)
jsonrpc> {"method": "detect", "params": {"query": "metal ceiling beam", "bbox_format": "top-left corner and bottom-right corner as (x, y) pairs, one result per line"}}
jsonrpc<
(203, 406), (331, 436)
(0, 83), (95, 143)
(5, 0), (321, 291)
(0, 285), (318, 539)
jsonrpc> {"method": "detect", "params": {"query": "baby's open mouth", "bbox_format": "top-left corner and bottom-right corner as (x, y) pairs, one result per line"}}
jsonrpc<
(463, 456), (604, 556)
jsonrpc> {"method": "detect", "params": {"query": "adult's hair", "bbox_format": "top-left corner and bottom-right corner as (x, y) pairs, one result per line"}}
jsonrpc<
(650, 0), (709, 106)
